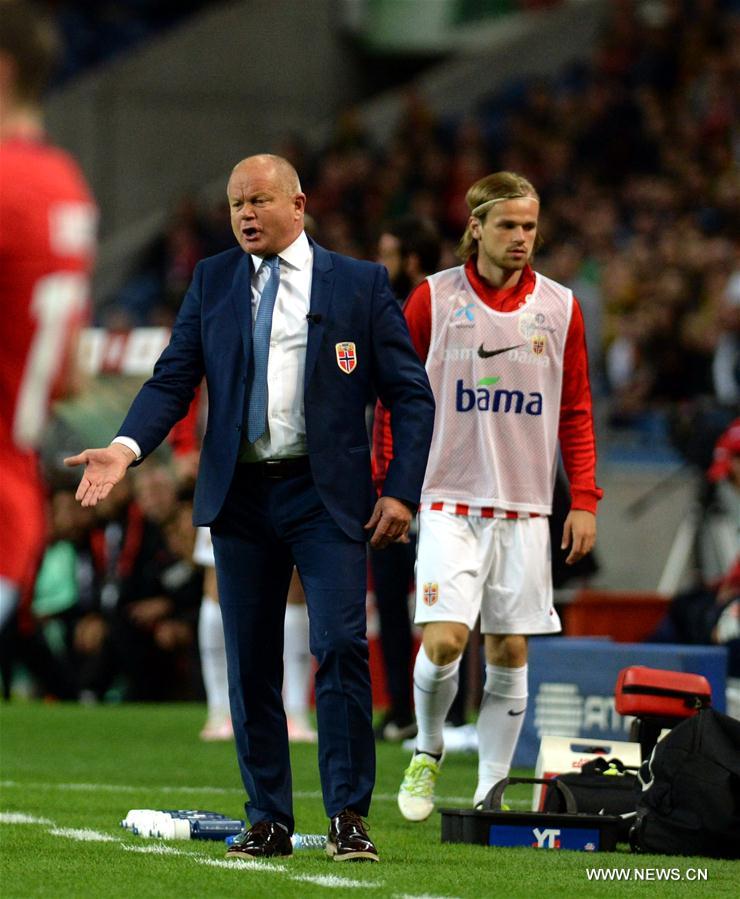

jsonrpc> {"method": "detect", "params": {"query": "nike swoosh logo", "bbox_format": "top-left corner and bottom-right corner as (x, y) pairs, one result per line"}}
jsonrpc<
(477, 343), (525, 358)
(507, 708), (526, 716)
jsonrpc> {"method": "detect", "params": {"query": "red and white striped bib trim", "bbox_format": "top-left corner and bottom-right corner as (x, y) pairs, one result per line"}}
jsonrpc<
(421, 501), (540, 519)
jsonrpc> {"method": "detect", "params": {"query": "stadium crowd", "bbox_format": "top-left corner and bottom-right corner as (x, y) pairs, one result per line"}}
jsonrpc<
(3, 0), (738, 706)
(106, 0), (739, 426)
(2, 464), (204, 702)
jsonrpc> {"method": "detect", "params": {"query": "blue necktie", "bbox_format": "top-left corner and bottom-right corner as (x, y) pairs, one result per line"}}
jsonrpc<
(247, 255), (280, 443)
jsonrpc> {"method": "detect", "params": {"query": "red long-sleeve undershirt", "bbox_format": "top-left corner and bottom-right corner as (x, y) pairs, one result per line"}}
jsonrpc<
(373, 259), (603, 514)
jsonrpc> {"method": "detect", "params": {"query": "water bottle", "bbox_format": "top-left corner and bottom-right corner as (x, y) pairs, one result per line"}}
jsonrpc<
(291, 833), (327, 850)
(152, 811), (239, 839)
(224, 832), (327, 850)
(121, 809), (238, 838)
(122, 809), (186, 835)
(121, 809), (154, 831)
(122, 809), (226, 829)
(149, 811), (231, 837)
(155, 816), (244, 840)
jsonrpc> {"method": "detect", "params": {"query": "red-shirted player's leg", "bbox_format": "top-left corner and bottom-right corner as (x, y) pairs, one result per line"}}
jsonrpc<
(0, 455), (46, 631)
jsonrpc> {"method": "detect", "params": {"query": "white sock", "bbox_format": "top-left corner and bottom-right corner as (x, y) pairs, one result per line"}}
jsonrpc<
(198, 597), (229, 719)
(413, 645), (460, 756)
(283, 602), (312, 721)
(475, 664), (528, 804)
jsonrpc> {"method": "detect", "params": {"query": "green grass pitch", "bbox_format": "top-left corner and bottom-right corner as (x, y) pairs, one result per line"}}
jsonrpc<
(1, 702), (736, 898)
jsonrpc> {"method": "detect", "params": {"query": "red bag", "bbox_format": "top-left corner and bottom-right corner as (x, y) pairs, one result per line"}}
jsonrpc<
(615, 666), (711, 720)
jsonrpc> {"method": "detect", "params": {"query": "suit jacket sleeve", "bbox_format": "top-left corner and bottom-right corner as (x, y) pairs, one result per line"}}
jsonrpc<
(116, 263), (206, 459)
(369, 266), (435, 507)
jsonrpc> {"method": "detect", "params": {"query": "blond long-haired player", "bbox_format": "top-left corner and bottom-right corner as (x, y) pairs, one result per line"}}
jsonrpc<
(386, 172), (603, 820)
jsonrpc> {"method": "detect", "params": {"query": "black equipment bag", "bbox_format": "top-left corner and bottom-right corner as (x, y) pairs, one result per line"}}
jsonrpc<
(630, 707), (740, 859)
(441, 777), (621, 852)
(543, 757), (638, 841)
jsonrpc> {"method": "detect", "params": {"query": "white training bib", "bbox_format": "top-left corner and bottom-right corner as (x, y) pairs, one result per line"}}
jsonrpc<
(421, 266), (573, 514)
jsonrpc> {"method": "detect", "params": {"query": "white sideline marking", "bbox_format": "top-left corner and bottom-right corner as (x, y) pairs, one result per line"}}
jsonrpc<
(0, 780), (529, 808)
(121, 843), (185, 855)
(196, 858), (381, 890)
(1, 779), (230, 796)
(48, 827), (118, 842)
(197, 858), (287, 872)
(293, 874), (382, 888)
(0, 812), (53, 825)
(394, 895), (461, 899)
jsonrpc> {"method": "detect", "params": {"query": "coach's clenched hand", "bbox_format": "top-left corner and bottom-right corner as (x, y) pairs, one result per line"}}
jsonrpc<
(365, 496), (413, 550)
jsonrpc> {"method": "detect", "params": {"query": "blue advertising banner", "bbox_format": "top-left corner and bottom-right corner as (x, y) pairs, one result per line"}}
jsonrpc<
(514, 638), (727, 768)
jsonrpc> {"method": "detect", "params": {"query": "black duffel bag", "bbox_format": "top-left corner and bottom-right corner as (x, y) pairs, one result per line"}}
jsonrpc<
(630, 708), (740, 859)
(543, 757), (638, 840)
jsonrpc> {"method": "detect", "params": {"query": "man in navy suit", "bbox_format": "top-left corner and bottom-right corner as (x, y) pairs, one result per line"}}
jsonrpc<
(65, 154), (435, 863)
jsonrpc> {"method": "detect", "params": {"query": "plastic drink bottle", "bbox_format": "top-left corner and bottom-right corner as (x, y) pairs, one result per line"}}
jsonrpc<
(224, 831), (327, 850)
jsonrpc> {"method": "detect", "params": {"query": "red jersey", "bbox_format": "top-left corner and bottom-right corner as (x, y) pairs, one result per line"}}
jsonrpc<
(373, 259), (602, 515)
(0, 135), (97, 590)
(1, 136), (96, 451)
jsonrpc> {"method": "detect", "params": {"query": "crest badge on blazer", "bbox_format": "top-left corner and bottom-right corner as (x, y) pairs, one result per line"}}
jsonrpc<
(335, 342), (357, 374)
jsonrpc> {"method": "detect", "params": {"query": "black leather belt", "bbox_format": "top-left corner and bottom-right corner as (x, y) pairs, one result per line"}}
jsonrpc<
(245, 456), (311, 479)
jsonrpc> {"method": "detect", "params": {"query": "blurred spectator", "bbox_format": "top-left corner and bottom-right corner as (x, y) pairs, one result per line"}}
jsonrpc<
(649, 553), (739, 672)
(650, 418), (740, 649)
(705, 418), (740, 575)
(712, 270), (740, 406)
(0, 488), (83, 700)
(376, 214), (442, 302)
(30, 488), (96, 674)
(73, 465), (203, 702)
(371, 215), (441, 742)
(540, 242), (605, 394)
(169, 392), (232, 739)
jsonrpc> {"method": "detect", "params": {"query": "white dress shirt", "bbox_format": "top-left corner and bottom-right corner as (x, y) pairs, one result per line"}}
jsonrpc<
(113, 230), (313, 463)
(240, 231), (312, 461)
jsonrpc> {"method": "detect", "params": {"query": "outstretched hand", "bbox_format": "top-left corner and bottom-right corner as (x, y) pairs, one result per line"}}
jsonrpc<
(64, 444), (136, 507)
(364, 496), (413, 550)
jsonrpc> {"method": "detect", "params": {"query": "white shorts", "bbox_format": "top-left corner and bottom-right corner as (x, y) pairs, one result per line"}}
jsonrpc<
(414, 509), (561, 635)
(193, 526), (215, 568)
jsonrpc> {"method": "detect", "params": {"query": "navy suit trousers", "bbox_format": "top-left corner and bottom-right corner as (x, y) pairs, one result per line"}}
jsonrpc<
(211, 464), (374, 832)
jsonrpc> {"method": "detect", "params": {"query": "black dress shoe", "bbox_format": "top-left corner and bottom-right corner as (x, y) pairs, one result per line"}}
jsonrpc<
(225, 821), (292, 859)
(326, 809), (379, 862)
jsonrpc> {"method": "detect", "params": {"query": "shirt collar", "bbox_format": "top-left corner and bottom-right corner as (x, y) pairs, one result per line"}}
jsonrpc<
(465, 257), (535, 302)
(252, 230), (311, 275)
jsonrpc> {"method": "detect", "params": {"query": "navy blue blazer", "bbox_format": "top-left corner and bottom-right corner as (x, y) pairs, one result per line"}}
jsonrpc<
(117, 240), (435, 542)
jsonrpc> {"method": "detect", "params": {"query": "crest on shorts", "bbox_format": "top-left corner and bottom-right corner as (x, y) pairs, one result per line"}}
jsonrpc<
(335, 342), (357, 374)
(423, 582), (439, 606)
